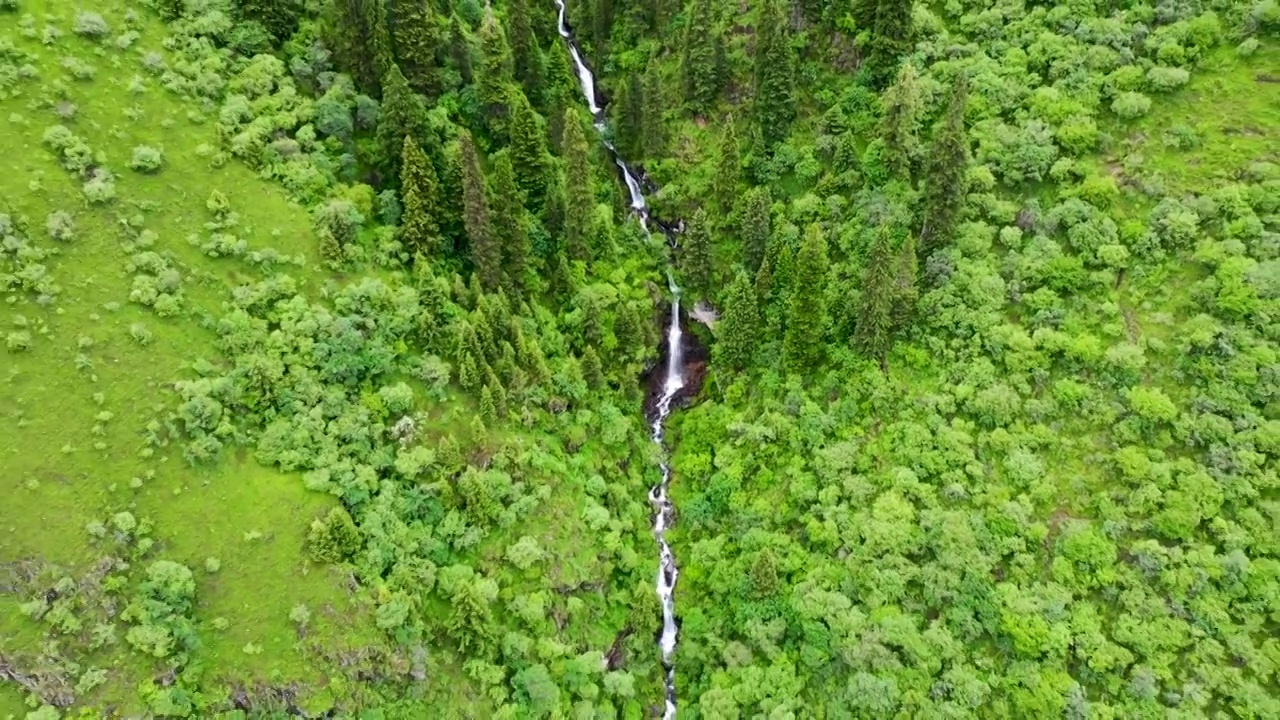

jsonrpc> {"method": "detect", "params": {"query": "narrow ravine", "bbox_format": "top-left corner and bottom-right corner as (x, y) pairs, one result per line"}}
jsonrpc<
(553, 4), (683, 716)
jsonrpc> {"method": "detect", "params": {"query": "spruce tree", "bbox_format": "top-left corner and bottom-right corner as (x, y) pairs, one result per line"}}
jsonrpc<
(869, 0), (914, 87)
(544, 40), (577, 148)
(716, 270), (760, 371)
(738, 187), (771, 273)
(713, 119), (741, 216)
(612, 73), (645, 161)
(750, 548), (780, 597)
(400, 136), (443, 257)
(856, 225), (897, 367)
(681, 0), (721, 115)
(389, 0), (441, 99)
(478, 7), (514, 137)
(641, 58), (666, 159)
(562, 109), (595, 263)
(879, 62), (922, 179)
(377, 64), (429, 176)
(447, 14), (474, 86)
(488, 151), (531, 297)
(326, 0), (393, 95)
(782, 223), (827, 374)
(590, 0), (614, 63)
(504, 0), (544, 104)
(680, 209), (714, 300)
(752, 0), (795, 147)
(459, 131), (502, 291)
(236, 0), (301, 42)
(581, 346), (605, 388)
(920, 76), (969, 257)
(507, 89), (549, 209)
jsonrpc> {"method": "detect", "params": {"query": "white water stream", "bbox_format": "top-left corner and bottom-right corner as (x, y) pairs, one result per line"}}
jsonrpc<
(554, 3), (683, 715)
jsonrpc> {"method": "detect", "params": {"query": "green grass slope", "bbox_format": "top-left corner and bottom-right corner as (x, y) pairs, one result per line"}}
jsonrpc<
(1, 2), (379, 715)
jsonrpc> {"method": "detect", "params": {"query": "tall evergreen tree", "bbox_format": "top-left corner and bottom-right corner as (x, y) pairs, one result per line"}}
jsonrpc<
(400, 136), (443, 257)
(611, 73), (645, 161)
(920, 76), (969, 257)
(716, 270), (761, 371)
(879, 62), (922, 179)
(544, 40), (577, 149)
(447, 14), (474, 86)
(713, 119), (741, 216)
(738, 187), (771, 273)
(868, 0), (914, 86)
(562, 109), (595, 263)
(488, 151), (531, 297)
(856, 224), (897, 367)
(235, 0), (301, 42)
(680, 209), (714, 300)
(326, 0), (394, 95)
(459, 131), (502, 291)
(640, 58), (666, 158)
(752, 0), (795, 147)
(389, 0), (442, 99)
(478, 7), (514, 136)
(681, 0), (721, 115)
(782, 223), (827, 374)
(507, 89), (549, 210)
(377, 64), (429, 176)
(504, 0), (545, 104)
(590, 0), (614, 64)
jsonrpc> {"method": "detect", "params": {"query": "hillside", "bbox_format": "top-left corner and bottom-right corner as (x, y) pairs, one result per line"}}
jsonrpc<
(2, 0), (1278, 717)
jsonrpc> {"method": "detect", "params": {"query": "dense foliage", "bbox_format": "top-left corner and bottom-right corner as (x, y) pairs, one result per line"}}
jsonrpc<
(2, 0), (1278, 716)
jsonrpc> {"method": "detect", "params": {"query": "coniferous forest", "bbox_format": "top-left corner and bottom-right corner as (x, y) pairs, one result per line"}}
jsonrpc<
(1, 0), (1279, 717)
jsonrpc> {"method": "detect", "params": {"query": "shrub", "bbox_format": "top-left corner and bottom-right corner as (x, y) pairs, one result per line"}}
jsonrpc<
(1112, 92), (1153, 119)
(0, 0), (18, 12)
(82, 168), (117, 204)
(1146, 66), (1190, 92)
(308, 506), (361, 563)
(1236, 38), (1260, 57)
(46, 210), (75, 241)
(129, 145), (164, 173)
(73, 11), (110, 39)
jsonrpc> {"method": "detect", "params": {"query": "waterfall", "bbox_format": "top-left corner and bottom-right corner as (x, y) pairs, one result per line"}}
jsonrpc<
(554, 3), (683, 716)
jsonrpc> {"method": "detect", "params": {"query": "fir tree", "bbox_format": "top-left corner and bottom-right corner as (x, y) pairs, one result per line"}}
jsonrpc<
(478, 7), (514, 137)
(590, 0), (614, 63)
(713, 119), (741, 216)
(641, 58), (666, 158)
(544, 40), (577, 148)
(752, 0), (794, 147)
(716, 270), (760, 371)
(681, 0), (721, 115)
(750, 548), (780, 597)
(400, 136), (443, 257)
(447, 14), (474, 86)
(833, 130), (864, 190)
(507, 89), (549, 209)
(459, 131), (502, 291)
(856, 225), (897, 368)
(738, 187), (771, 273)
(389, 0), (441, 99)
(614, 301), (643, 358)
(782, 223), (827, 374)
(869, 0), (914, 87)
(879, 62), (922, 179)
(488, 151), (531, 297)
(326, 0), (393, 95)
(318, 226), (344, 269)
(377, 64), (429, 176)
(479, 384), (497, 421)
(612, 73), (645, 161)
(504, 0), (544, 104)
(562, 109), (595, 263)
(920, 76), (969, 257)
(680, 209), (714, 300)
(235, 0), (301, 42)
(581, 346), (605, 388)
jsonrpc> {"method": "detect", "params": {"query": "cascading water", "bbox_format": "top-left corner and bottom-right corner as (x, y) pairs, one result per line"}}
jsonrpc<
(554, 3), (684, 716)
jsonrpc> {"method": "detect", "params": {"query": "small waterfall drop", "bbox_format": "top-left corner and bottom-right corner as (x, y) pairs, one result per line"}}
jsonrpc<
(554, 3), (684, 716)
